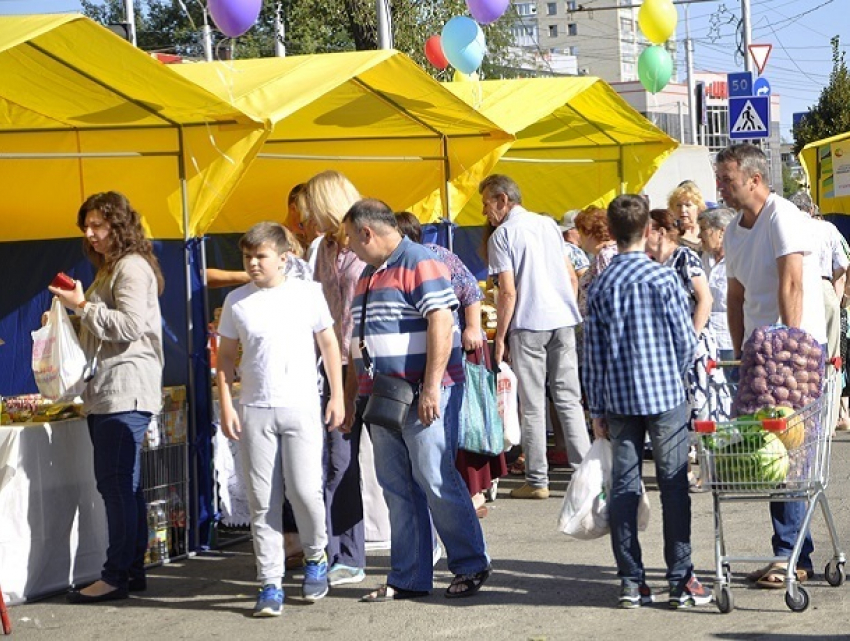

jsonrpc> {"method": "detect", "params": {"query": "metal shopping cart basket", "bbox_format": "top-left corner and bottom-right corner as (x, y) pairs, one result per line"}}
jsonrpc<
(693, 359), (845, 613)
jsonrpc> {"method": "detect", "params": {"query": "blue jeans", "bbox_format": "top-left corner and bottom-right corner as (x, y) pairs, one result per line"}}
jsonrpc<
(88, 411), (151, 590)
(607, 402), (692, 589)
(771, 502), (814, 570)
(369, 383), (490, 592)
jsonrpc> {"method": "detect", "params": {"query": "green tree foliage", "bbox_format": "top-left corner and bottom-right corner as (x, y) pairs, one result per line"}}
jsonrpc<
(81, 0), (518, 79)
(792, 36), (850, 156)
(781, 163), (800, 197)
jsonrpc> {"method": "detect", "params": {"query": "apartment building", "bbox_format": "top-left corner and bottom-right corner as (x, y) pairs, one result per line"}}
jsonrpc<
(509, 0), (676, 81)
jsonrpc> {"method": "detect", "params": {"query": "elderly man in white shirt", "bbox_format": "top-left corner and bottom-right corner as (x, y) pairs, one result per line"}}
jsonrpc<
(789, 191), (849, 360)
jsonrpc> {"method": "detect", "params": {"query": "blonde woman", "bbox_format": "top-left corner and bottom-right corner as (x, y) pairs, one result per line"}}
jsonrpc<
(668, 182), (706, 253)
(299, 170), (370, 586)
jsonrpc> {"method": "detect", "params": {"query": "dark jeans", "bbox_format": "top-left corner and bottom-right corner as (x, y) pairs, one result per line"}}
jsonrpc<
(607, 402), (692, 589)
(88, 411), (151, 590)
(323, 395), (366, 568)
(770, 502), (814, 570)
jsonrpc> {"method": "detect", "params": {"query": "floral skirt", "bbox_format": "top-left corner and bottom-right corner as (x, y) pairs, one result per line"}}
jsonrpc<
(685, 329), (731, 427)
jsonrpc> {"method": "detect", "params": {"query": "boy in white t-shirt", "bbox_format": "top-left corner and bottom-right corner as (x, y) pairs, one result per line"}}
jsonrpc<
(216, 222), (344, 617)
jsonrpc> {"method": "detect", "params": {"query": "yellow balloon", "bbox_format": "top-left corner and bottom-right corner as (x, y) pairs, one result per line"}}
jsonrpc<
(638, 0), (678, 45)
(453, 69), (479, 82)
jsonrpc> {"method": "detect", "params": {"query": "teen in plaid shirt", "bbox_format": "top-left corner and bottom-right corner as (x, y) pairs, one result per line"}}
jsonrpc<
(582, 194), (710, 610)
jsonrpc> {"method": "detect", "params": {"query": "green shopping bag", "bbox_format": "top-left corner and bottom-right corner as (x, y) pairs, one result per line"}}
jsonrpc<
(459, 354), (504, 456)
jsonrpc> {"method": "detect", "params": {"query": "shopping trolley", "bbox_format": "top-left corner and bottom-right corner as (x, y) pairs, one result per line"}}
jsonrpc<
(694, 359), (845, 613)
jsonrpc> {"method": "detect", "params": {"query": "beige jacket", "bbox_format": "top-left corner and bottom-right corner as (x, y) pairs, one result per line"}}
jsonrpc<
(77, 253), (164, 415)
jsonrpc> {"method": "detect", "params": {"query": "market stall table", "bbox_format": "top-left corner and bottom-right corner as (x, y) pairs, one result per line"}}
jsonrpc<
(0, 419), (107, 604)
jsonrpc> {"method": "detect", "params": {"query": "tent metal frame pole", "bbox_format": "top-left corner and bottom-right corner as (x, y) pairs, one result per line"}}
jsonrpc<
(563, 102), (629, 192)
(350, 78), (444, 139)
(0, 121), (241, 135)
(257, 153), (442, 162)
(0, 151), (177, 159)
(176, 126), (201, 553)
(441, 135), (452, 226)
(815, 151), (821, 208)
(26, 42), (180, 128)
(499, 157), (599, 164)
(262, 132), (490, 144)
(349, 75), (462, 220)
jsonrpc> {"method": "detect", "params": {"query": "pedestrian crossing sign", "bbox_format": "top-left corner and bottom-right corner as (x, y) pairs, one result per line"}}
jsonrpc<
(729, 96), (770, 140)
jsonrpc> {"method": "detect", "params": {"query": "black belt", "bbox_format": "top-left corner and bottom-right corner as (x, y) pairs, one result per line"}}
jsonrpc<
(823, 276), (832, 281)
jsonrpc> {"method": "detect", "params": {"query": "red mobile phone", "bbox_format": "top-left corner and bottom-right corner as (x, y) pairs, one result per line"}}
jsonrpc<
(51, 272), (76, 290)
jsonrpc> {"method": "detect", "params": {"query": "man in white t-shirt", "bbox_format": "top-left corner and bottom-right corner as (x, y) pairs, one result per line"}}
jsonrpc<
(789, 190), (849, 359)
(216, 222), (344, 616)
(717, 143), (826, 589)
(481, 174), (589, 499)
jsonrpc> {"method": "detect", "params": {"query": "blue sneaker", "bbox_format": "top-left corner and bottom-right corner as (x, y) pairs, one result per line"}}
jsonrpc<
(302, 554), (329, 601)
(253, 584), (283, 617)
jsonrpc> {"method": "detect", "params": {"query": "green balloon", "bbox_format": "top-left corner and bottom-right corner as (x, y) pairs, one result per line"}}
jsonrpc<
(638, 45), (673, 94)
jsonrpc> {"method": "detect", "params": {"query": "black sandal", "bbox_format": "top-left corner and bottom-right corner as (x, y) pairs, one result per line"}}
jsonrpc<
(360, 584), (429, 602)
(445, 568), (491, 599)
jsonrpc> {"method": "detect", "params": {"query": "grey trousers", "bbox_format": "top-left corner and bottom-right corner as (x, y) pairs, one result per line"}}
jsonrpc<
(239, 405), (328, 583)
(509, 326), (591, 488)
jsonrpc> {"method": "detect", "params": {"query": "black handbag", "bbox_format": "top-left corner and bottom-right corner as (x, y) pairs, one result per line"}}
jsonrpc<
(358, 274), (417, 432)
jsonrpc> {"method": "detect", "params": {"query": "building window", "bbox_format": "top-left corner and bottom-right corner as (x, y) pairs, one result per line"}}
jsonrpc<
(620, 16), (633, 34)
(569, 45), (579, 56)
(547, 2), (557, 15)
(566, 0), (577, 9)
(549, 24), (558, 38)
(516, 3), (536, 16)
(568, 23), (578, 36)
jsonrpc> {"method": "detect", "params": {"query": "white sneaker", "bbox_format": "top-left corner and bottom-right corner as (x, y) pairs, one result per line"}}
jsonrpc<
(327, 564), (366, 586)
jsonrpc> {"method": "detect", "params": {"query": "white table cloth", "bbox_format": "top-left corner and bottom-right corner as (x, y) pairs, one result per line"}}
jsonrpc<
(0, 419), (107, 604)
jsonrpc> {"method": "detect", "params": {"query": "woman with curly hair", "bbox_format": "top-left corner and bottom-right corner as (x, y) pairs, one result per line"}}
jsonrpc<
(574, 205), (617, 317)
(48, 191), (164, 603)
(668, 182), (706, 253)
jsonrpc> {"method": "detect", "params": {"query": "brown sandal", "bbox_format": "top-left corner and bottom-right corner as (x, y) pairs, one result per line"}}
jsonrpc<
(508, 455), (525, 476)
(754, 564), (813, 589)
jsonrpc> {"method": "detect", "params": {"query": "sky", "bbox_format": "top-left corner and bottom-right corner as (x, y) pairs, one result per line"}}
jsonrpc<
(0, 0), (846, 140)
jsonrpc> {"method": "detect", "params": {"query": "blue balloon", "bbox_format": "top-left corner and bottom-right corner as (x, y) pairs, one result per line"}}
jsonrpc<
(441, 16), (486, 75)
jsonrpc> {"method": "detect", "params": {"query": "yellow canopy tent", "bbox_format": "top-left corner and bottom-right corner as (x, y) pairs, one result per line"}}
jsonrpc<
(0, 14), (268, 241)
(172, 52), (513, 233)
(800, 131), (850, 214)
(442, 77), (678, 226)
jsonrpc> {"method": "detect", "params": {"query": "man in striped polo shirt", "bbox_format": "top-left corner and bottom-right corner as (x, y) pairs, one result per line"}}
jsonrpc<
(343, 198), (490, 602)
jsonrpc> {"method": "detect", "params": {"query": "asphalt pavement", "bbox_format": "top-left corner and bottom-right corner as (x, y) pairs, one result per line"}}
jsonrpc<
(8, 435), (850, 640)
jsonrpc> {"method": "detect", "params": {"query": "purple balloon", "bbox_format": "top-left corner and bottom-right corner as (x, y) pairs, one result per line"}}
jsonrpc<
(209, 0), (262, 38)
(466, 0), (510, 25)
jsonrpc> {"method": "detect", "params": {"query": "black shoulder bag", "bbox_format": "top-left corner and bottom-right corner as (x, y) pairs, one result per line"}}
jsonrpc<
(359, 275), (417, 432)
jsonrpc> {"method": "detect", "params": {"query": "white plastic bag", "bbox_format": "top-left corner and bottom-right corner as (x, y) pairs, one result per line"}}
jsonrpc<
(558, 438), (612, 539)
(557, 438), (651, 539)
(31, 298), (87, 401)
(496, 362), (521, 449)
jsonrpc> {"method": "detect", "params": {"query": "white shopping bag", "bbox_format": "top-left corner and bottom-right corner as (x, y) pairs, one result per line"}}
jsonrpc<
(31, 298), (87, 401)
(557, 438), (651, 540)
(558, 438), (612, 539)
(496, 362), (521, 448)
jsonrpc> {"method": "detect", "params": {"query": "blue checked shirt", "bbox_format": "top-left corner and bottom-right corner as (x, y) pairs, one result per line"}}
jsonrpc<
(582, 251), (697, 419)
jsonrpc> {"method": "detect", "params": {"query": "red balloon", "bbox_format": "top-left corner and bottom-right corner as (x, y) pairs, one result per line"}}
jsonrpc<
(424, 35), (449, 70)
